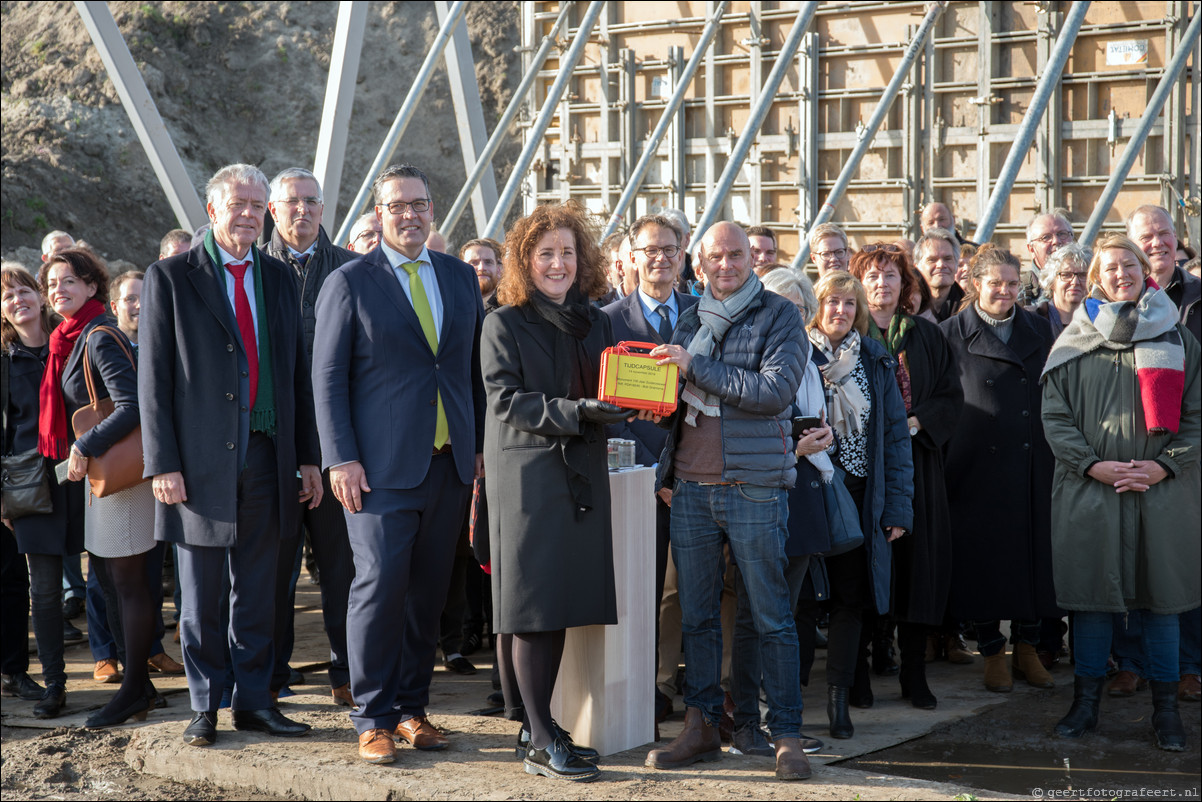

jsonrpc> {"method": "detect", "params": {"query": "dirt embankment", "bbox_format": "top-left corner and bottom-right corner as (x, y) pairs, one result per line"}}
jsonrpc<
(1, 1), (521, 269)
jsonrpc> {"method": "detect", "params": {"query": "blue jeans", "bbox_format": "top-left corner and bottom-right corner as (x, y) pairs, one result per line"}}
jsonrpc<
(731, 555), (808, 731)
(671, 480), (801, 740)
(1074, 611), (1179, 682)
(1178, 607), (1200, 677)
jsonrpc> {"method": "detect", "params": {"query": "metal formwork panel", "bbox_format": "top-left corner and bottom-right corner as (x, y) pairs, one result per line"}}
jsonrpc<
(521, 1), (1198, 259)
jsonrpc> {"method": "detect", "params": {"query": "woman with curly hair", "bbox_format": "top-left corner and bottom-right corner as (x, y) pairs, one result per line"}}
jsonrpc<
(482, 202), (639, 781)
(848, 244), (962, 710)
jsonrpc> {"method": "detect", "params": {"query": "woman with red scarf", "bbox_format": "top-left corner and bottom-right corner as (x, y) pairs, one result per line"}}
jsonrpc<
(1042, 233), (1200, 751)
(37, 248), (156, 727)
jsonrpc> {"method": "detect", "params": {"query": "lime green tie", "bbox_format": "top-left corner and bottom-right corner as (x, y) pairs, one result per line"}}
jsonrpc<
(402, 262), (449, 449)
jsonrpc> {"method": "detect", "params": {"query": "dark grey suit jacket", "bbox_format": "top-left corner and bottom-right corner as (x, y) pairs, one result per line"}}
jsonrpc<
(139, 242), (319, 547)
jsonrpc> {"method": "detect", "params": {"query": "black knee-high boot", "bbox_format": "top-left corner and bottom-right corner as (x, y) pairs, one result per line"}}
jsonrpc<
(898, 623), (937, 710)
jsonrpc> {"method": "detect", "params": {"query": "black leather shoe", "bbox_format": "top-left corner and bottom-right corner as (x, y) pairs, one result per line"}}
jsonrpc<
(444, 656), (477, 675)
(33, 683), (66, 719)
(63, 621), (84, 642)
(2, 671), (45, 701)
(516, 722), (600, 762)
(524, 738), (599, 781)
(183, 711), (218, 746)
(232, 707), (311, 737)
(63, 596), (85, 620)
(86, 695), (150, 729)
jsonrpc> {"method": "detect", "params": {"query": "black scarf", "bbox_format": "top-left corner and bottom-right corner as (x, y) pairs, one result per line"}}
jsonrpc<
(530, 287), (598, 520)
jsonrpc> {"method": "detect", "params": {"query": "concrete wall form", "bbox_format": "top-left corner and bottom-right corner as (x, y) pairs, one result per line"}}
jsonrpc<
(518, 1), (1199, 263)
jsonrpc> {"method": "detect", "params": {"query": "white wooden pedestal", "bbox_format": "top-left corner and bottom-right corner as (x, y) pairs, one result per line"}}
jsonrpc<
(550, 466), (655, 756)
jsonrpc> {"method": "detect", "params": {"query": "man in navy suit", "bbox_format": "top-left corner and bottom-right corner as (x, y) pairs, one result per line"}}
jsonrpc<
(312, 164), (485, 765)
(140, 163), (323, 746)
(602, 213), (698, 722)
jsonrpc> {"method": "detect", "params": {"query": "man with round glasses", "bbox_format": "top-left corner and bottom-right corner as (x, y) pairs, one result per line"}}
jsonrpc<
(807, 223), (850, 278)
(1021, 209), (1074, 305)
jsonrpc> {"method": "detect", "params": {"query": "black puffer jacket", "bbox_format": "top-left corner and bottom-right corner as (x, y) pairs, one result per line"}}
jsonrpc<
(657, 287), (805, 489)
(265, 226), (356, 363)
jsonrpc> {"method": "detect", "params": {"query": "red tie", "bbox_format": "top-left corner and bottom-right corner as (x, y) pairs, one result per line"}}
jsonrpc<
(225, 261), (258, 408)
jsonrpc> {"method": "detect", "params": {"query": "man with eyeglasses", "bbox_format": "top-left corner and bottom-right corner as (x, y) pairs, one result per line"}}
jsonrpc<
(346, 213), (382, 254)
(1021, 210), (1075, 305)
(313, 163), (486, 765)
(263, 167), (358, 711)
(807, 223), (851, 278)
(602, 215), (700, 731)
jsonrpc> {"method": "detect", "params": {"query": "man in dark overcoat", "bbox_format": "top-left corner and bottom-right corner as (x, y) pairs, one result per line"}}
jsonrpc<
(140, 163), (323, 747)
(263, 167), (357, 707)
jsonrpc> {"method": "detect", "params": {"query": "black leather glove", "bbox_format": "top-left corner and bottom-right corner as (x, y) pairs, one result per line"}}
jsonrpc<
(578, 399), (633, 425)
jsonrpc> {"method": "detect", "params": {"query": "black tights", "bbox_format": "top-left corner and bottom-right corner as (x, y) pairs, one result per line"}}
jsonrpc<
(511, 630), (566, 749)
(90, 551), (154, 713)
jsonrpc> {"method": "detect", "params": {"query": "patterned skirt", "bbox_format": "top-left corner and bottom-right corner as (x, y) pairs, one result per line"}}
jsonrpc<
(84, 480), (155, 558)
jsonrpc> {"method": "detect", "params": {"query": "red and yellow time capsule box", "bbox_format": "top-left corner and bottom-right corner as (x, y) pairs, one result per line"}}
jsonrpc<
(598, 341), (679, 416)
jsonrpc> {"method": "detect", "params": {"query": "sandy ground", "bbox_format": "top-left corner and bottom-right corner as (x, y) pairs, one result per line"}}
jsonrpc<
(5, 577), (1199, 800)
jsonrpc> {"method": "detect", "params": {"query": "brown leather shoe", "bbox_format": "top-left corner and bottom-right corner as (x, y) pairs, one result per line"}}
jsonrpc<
(1108, 670), (1146, 697)
(359, 729), (397, 764)
(332, 683), (357, 709)
(147, 653), (185, 675)
(1012, 643), (1054, 689)
(394, 715), (449, 750)
(1178, 674), (1201, 702)
(774, 736), (812, 781)
(93, 658), (122, 683)
(945, 634), (975, 665)
(645, 707), (722, 769)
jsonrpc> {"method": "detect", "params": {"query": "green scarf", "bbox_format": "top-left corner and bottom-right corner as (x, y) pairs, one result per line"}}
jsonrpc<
(205, 231), (277, 437)
(868, 311), (915, 411)
(868, 311), (914, 357)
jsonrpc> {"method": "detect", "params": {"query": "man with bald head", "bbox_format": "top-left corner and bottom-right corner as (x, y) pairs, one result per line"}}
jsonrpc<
(920, 202), (976, 249)
(646, 222), (810, 781)
(1128, 205), (1199, 341)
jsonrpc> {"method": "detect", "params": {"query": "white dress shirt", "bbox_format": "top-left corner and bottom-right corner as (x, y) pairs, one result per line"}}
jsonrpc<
(216, 243), (260, 334)
(381, 242), (443, 337)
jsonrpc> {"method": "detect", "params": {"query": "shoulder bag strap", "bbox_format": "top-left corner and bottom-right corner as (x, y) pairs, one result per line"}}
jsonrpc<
(81, 326), (136, 408)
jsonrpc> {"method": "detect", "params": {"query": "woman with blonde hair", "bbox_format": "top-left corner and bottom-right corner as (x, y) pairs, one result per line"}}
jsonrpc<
(799, 270), (912, 739)
(1042, 233), (1199, 750)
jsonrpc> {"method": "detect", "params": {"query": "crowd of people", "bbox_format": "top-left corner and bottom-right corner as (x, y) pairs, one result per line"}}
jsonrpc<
(2, 160), (1199, 784)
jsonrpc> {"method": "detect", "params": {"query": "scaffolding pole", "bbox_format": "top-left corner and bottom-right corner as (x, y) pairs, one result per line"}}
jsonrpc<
(690, 2), (819, 256)
(1077, 8), (1200, 248)
(312, 1), (367, 228)
(334, 0), (469, 247)
(971, 0), (1089, 245)
(601, 1), (729, 239)
(790, 0), (946, 269)
(482, 1), (606, 241)
(74, 0), (206, 231)
(440, 2), (575, 237)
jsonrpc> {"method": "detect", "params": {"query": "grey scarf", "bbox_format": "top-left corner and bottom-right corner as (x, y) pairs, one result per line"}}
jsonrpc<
(681, 272), (763, 426)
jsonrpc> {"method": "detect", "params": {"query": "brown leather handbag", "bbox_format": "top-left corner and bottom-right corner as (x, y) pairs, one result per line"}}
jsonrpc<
(70, 326), (147, 498)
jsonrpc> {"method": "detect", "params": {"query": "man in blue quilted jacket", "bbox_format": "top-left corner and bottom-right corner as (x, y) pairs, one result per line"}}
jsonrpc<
(645, 221), (810, 781)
